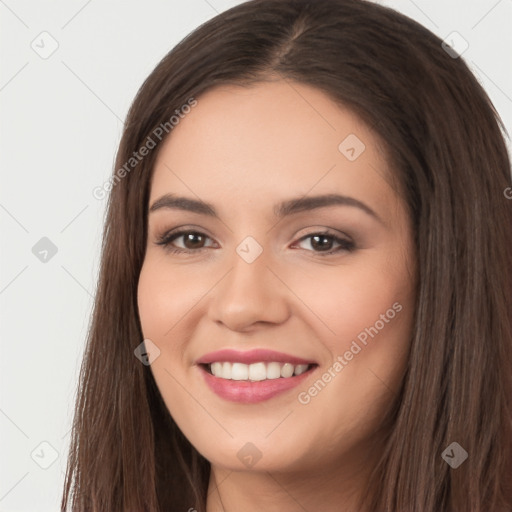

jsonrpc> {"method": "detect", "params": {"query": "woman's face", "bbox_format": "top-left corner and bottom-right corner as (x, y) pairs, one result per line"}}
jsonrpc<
(137, 80), (417, 475)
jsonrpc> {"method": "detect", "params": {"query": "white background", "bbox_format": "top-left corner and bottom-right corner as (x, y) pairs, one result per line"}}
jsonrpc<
(1, 0), (511, 510)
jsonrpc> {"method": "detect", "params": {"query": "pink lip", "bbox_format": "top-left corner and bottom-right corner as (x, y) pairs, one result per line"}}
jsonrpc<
(198, 364), (317, 403)
(195, 348), (316, 366)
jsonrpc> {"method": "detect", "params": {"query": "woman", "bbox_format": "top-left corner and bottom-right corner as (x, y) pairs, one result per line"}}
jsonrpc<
(61, 0), (512, 510)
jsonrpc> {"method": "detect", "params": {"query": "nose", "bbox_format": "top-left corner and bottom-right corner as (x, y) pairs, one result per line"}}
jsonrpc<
(207, 248), (290, 332)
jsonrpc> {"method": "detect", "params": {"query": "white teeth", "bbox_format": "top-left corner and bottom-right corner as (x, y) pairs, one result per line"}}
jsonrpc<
(221, 362), (231, 379)
(211, 362), (222, 376)
(266, 362), (282, 380)
(248, 362), (267, 381)
(294, 364), (309, 376)
(208, 361), (312, 381)
(280, 363), (294, 378)
(231, 362), (248, 380)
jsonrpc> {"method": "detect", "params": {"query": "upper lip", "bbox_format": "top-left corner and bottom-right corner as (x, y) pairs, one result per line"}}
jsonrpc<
(195, 348), (317, 366)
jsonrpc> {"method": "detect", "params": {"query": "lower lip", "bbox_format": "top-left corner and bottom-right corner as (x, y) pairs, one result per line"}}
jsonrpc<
(199, 365), (317, 403)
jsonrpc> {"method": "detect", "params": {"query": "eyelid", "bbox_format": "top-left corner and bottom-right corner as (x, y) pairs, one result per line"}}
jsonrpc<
(153, 224), (215, 242)
(293, 225), (352, 241)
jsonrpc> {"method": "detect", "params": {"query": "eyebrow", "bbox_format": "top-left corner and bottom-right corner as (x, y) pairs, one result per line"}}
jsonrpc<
(149, 193), (382, 223)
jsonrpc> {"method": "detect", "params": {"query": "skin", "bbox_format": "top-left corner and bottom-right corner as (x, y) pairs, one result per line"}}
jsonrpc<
(137, 79), (418, 512)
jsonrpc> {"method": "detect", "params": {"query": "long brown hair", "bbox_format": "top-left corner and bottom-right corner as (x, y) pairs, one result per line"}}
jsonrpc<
(61, 0), (512, 510)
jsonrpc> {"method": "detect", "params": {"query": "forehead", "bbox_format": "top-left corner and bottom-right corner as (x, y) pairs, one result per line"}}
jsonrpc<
(150, 80), (400, 221)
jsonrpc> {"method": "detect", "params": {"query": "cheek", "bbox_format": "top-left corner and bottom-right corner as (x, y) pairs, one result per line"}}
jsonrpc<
(137, 258), (203, 342)
(290, 255), (412, 349)
(136, 261), (197, 418)
(137, 263), (168, 340)
(298, 257), (414, 416)
(137, 260), (186, 377)
(291, 253), (415, 412)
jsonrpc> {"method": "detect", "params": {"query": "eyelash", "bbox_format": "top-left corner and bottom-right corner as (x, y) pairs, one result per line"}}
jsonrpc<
(154, 229), (356, 256)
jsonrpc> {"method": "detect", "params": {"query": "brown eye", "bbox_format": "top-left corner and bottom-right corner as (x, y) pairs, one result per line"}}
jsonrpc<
(180, 232), (207, 249)
(295, 232), (355, 255)
(310, 234), (335, 251)
(155, 230), (215, 253)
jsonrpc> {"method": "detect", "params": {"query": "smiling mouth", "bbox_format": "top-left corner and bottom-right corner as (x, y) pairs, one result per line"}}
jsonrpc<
(200, 361), (318, 381)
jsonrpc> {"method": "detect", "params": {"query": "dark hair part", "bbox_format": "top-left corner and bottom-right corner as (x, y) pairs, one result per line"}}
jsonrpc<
(61, 0), (512, 510)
